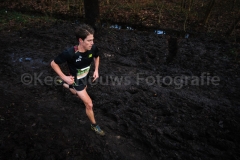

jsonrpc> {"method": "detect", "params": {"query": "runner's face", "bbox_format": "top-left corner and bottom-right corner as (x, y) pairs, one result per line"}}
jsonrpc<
(82, 34), (94, 51)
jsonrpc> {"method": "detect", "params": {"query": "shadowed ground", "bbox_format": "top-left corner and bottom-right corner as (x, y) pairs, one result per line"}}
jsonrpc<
(0, 22), (239, 160)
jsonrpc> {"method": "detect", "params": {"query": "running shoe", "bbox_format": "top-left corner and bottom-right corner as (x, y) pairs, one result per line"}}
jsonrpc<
(91, 124), (105, 136)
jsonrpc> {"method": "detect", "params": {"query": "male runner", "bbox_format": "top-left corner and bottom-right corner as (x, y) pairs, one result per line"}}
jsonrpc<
(50, 24), (105, 136)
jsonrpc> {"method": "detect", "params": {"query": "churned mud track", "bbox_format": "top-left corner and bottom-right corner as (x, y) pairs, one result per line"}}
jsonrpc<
(0, 22), (240, 160)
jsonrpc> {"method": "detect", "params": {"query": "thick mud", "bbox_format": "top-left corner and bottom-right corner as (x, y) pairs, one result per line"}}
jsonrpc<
(0, 22), (240, 160)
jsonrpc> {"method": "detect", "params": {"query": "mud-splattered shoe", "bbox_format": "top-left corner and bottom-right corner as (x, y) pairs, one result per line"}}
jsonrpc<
(91, 124), (105, 136)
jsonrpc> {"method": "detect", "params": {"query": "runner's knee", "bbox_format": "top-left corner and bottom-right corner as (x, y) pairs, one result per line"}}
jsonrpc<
(85, 102), (93, 110)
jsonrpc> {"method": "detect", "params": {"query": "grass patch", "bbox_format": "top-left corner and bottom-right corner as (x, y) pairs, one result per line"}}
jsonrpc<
(0, 10), (57, 32)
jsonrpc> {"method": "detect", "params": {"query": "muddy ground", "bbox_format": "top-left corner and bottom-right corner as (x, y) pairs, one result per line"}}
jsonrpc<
(0, 22), (240, 160)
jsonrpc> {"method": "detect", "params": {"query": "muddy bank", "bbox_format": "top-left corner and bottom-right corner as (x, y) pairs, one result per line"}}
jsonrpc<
(0, 22), (240, 159)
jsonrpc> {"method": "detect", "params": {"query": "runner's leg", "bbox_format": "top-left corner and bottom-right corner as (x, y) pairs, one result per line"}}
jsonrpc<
(63, 83), (77, 95)
(76, 88), (96, 124)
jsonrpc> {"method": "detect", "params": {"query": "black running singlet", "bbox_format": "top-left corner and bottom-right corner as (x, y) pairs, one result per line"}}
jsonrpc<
(54, 45), (99, 79)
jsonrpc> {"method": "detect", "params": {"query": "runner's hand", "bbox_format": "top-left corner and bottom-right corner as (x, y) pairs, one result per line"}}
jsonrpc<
(92, 71), (99, 82)
(63, 76), (75, 85)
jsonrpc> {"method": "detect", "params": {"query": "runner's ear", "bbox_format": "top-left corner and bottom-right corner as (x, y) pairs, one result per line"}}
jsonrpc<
(79, 38), (84, 43)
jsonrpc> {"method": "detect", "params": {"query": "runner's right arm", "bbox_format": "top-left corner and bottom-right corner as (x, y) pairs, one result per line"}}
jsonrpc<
(50, 60), (74, 85)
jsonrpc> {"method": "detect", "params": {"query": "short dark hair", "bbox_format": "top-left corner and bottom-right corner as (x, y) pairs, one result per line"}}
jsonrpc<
(75, 24), (94, 41)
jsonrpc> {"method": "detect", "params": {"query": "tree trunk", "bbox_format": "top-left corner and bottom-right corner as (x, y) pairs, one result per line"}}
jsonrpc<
(79, 0), (83, 16)
(184, 11), (189, 32)
(203, 0), (215, 25)
(232, 0), (236, 10)
(181, 0), (186, 11)
(226, 15), (240, 36)
(188, 0), (193, 11)
(83, 0), (99, 29)
(154, 0), (164, 24)
(67, 0), (70, 10)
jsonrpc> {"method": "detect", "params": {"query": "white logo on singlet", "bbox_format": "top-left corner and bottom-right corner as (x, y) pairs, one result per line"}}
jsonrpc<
(76, 55), (82, 62)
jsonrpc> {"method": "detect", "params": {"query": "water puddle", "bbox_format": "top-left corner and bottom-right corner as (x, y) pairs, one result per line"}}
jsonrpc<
(155, 30), (165, 35)
(102, 23), (190, 38)
(19, 57), (32, 62)
(109, 25), (134, 30)
(11, 53), (48, 67)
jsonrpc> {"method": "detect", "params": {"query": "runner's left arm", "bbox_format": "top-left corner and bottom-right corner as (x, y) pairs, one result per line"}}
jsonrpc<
(92, 56), (99, 82)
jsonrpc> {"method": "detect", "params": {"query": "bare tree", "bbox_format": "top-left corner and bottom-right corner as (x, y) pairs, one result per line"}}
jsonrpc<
(67, 0), (70, 10)
(183, 11), (189, 32)
(226, 14), (240, 36)
(181, 0), (186, 12)
(203, 0), (215, 25)
(232, 0), (236, 10)
(84, 0), (100, 29)
(78, 0), (84, 16)
(188, 0), (193, 11)
(154, 0), (164, 24)
(182, 0), (193, 31)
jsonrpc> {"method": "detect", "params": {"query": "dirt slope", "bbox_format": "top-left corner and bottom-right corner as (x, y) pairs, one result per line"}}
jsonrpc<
(0, 22), (240, 160)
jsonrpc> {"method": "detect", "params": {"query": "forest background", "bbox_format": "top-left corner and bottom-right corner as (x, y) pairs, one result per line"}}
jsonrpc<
(0, 0), (239, 41)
